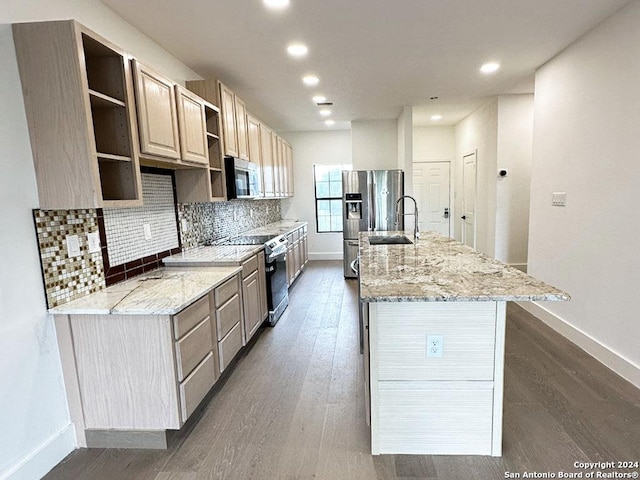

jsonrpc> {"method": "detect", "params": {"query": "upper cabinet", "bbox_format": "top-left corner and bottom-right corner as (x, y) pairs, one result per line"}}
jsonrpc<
(219, 81), (238, 158)
(175, 86), (208, 166)
(234, 97), (249, 160)
(260, 124), (275, 197)
(132, 60), (181, 161)
(13, 20), (143, 209)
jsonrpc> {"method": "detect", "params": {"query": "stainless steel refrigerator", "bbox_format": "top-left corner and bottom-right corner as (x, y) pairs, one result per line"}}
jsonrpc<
(342, 170), (404, 278)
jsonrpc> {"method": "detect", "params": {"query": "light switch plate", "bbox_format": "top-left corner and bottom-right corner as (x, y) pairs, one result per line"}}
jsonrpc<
(427, 335), (444, 358)
(181, 219), (189, 232)
(66, 234), (81, 258)
(552, 192), (567, 206)
(87, 231), (101, 253)
(143, 223), (152, 240)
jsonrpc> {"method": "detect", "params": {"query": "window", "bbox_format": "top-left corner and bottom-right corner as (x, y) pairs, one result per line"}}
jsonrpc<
(314, 164), (351, 233)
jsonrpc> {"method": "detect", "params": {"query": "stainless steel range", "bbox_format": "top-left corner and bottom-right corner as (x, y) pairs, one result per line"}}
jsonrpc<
(222, 234), (289, 325)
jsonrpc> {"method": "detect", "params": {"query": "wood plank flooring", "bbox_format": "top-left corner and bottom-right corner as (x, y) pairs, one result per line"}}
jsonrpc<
(45, 261), (640, 480)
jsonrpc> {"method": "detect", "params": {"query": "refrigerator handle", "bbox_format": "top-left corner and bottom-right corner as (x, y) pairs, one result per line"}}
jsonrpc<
(369, 176), (376, 230)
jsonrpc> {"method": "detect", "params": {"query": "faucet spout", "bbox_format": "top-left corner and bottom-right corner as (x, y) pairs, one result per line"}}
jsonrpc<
(395, 195), (420, 240)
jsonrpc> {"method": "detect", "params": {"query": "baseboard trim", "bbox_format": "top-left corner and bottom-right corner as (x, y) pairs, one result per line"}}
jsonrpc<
(0, 423), (76, 480)
(518, 302), (640, 389)
(509, 263), (527, 273)
(309, 252), (343, 261)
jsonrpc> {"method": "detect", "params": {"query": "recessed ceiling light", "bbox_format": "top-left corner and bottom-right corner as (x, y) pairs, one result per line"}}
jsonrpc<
(325, 119), (335, 126)
(303, 75), (319, 86)
(312, 95), (326, 103)
(263, 0), (289, 9)
(287, 43), (308, 58)
(319, 109), (332, 117)
(480, 62), (500, 74)
(431, 115), (443, 121)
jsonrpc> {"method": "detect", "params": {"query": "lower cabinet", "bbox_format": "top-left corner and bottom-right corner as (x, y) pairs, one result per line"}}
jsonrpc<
(241, 252), (268, 343)
(286, 225), (309, 286)
(58, 272), (245, 440)
(214, 274), (243, 373)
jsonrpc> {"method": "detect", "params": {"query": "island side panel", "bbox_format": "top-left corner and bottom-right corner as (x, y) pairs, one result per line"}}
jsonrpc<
(70, 314), (181, 430)
(368, 301), (505, 456)
(492, 301), (507, 456)
(53, 314), (87, 447)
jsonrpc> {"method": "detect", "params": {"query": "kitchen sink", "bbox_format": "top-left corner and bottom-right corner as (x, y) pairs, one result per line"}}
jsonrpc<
(368, 235), (413, 245)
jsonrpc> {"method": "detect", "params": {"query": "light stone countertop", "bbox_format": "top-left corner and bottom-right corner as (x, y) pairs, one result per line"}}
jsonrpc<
(49, 266), (241, 315)
(359, 231), (570, 303)
(163, 245), (264, 266)
(240, 219), (308, 237)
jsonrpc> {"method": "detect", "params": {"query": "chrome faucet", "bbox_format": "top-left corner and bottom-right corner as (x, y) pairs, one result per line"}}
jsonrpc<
(395, 195), (420, 239)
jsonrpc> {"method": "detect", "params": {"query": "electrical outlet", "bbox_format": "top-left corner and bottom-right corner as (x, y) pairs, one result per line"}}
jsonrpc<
(87, 231), (101, 253)
(143, 223), (152, 240)
(426, 335), (443, 358)
(181, 219), (190, 232)
(65, 234), (81, 258)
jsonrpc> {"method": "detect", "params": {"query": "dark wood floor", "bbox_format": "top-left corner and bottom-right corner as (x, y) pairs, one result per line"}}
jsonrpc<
(45, 260), (640, 480)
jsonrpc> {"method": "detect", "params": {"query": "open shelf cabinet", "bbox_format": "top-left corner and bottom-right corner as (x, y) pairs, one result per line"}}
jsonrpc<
(13, 20), (142, 208)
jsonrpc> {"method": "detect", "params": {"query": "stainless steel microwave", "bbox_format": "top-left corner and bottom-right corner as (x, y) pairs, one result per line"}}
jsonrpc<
(224, 156), (262, 199)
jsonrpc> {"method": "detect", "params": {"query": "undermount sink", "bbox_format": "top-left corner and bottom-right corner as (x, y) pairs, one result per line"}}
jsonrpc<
(369, 235), (413, 245)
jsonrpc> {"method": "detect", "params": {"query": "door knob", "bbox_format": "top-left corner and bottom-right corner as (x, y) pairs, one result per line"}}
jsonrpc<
(461, 215), (467, 220)
(443, 208), (449, 219)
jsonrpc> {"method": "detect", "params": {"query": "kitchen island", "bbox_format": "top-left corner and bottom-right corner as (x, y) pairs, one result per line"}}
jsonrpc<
(359, 231), (569, 456)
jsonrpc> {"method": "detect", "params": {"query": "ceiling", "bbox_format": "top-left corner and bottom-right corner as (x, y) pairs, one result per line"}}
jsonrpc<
(99, 0), (629, 131)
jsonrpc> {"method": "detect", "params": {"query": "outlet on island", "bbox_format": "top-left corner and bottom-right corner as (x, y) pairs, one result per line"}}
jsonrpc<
(143, 223), (152, 240)
(426, 334), (444, 358)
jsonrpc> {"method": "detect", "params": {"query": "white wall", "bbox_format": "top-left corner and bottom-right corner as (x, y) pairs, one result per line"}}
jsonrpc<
(495, 95), (534, 269)
(280, 130), (352, 260)
(397, 107), (414, 197)
(0, 2), (201, 479)
(526, 0), (640, 386)
(351, 120), (398, 170)
(413, 126), (455, 162)
(454, 99), (499, 256)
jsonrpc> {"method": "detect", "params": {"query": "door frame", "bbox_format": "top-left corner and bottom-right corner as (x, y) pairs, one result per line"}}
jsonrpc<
(461, 150), (477, 249)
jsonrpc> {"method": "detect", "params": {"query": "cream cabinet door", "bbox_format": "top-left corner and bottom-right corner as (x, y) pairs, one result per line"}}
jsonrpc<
(133, 60), (180, 160)
(175, 86), (208, 165)
(235, 97), (249, 160)
(285, 142), (294, 197)
(260, 125), (275, 197)
(219, 81), (238, 157)
(242, 271), (261, 340)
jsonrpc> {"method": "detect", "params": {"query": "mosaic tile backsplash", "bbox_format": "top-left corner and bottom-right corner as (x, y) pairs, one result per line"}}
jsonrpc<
(33, 209), (105, 308)
(178, 199), (282, 249)
(103, 173), (180, 266)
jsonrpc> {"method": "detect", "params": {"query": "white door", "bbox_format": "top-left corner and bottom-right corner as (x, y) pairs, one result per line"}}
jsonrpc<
(462, 152), (477, 248)
(413, 162), (451, 236)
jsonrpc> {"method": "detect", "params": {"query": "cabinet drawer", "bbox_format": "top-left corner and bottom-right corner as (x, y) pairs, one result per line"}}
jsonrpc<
(214, 275), (239, 307)
(374, 302), (497, 381)
(377, 381), (494, 455)
(241, 254), (258, 278)
(175, 317), (213, 382)
(173, 295), (210, 339)
(216, 293), (241, 340)
(179, 352), (216, 423)
(219, 322), (242, 373)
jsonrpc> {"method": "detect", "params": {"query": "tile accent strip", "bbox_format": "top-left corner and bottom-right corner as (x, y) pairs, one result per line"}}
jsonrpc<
(33, 209), (105, 308)
(178, 199), (282, 249)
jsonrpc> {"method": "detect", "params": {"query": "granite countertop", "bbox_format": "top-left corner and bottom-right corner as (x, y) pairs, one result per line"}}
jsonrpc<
(49, 266), (241, 315)
(359, 231), (570, 303)
(163, 245), (264, 266)
(241, 219), (308, 237)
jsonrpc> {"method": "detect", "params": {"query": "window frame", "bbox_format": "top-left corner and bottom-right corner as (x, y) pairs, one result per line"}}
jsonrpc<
(313, 164), (351, 234)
